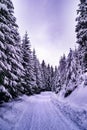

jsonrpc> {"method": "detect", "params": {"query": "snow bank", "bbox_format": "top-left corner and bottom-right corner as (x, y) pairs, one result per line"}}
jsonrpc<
(58, 73), (87, 108)
(67, 87), (87, 105)
(51, 92), (87, 130)
(64, 83), (87, 109)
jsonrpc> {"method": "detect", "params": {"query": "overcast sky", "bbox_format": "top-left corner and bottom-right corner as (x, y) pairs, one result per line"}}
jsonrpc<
(12, 0), (79, 66)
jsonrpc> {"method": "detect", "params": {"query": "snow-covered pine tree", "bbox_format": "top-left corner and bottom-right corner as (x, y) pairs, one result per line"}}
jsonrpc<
(73, 48), (82, 86)
(0, 0), (24, 102)
(41, 62), (54, 92)
(41, 60), (48, 91)
(46, 64), (51, 90)
(51, 66), (58, 92)
(65, 49), (73, 88)
(22, 32), (36, 95)
(75, 0), (87, 86)
(46, 64), (52, 91)
(54, 55), (67, 94)
(63, 49), (80, 97)
(76, 0), (87, 72)
(50, 66), (55, 91)
(14, 43), (25, 94)
(33, 49), (42, 93)
(51, 66), (54, 79)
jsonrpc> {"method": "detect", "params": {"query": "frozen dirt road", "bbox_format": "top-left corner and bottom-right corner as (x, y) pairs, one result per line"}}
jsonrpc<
(0, 92), (82, 130)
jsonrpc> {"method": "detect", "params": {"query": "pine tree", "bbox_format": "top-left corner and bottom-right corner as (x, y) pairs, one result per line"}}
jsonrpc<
(54, 55), (67, 94)
(22, 32), (36, 95)
(41, 60), (48, 91)
(46, 64), (51, 91)
(63, 49), (80, 97)
(0, 0), (23, 101)
(76, 0), (87, 72)
(51, 66), (57, 91)
(75, 0), (87, 87)
(33, 49), (42, 93)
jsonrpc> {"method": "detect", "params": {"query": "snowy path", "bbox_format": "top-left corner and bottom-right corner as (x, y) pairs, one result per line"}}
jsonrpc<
(0, 92), (82, 130)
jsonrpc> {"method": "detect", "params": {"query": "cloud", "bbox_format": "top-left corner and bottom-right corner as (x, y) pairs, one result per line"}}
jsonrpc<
(12, 0), (79, 66)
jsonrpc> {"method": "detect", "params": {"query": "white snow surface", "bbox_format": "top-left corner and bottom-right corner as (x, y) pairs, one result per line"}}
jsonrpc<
(0, 92), (86, 130)
(55, 83), (87, 130)
(65, 85), (87, 107)
(0, 3), (8, 12)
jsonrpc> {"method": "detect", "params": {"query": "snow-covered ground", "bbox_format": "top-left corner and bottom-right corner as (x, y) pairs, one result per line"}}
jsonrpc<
(0, 92), (86, 130)
(53, 84), (87, 130)
(66, 85), (87, 107)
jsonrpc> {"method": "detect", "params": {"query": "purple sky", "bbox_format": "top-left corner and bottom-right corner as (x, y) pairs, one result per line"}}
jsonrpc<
(12, 0), (79, 66)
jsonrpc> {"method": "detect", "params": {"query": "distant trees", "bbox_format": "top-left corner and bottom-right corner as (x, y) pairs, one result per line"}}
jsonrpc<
(41, 60), (54, 91)
(53, 55), (67, 94)
(46, 64), (52, 91)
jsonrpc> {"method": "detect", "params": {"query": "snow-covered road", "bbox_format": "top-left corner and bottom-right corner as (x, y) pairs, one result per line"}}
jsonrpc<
(0, 92), (84, 130)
